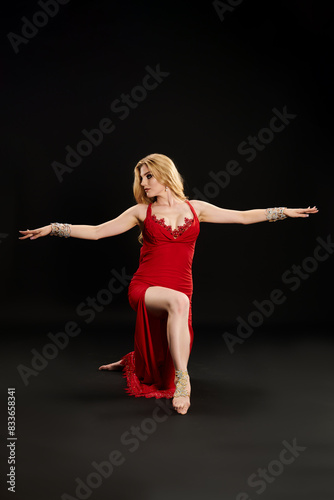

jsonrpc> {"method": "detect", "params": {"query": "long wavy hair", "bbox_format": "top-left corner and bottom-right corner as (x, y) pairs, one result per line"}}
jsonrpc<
(133, 153), (188, 244)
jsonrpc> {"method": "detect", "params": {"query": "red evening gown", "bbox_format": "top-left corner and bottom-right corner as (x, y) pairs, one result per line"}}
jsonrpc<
(121, 199), (200, 399)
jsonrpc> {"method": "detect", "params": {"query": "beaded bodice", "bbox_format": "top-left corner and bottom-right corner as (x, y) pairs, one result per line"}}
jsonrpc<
(151, 213), (194, 239)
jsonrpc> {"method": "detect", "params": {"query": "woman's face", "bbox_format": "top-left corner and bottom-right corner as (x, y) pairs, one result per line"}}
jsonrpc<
(139, 164), (165, 197)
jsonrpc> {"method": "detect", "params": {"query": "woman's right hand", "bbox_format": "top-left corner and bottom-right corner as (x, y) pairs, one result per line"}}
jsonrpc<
(18, 225), (51, 240)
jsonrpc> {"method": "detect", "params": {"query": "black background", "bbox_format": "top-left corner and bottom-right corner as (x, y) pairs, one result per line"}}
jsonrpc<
(1, 1), (334, 499)
(1, 0), (333, 332)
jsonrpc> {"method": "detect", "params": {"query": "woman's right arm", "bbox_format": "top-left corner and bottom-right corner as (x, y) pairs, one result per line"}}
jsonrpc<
(95, 205), (140, 239)
(19, 205), (142, 241)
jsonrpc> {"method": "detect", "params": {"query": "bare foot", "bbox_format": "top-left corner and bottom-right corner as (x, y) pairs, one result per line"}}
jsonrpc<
(98, 359), (124, 371)
(173, 370), (191, 415)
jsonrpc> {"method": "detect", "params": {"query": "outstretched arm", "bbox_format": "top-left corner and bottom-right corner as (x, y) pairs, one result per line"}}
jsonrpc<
(191, 200), (318, 224)
(95, 205), (139, 239)
(19, 205), (141, 241)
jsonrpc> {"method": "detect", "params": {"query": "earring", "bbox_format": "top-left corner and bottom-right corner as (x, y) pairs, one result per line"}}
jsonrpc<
(165, 186), (168, 191)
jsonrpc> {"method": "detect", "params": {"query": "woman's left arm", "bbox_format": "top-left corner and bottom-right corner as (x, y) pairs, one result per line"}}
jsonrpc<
(191, 200), (318, 224)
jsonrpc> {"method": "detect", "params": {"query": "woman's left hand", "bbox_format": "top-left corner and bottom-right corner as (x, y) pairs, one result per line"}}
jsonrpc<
(284, 206), (319, 218)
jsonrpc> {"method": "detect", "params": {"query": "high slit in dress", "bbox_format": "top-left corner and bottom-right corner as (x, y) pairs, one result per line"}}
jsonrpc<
(121, 199), (200, 398)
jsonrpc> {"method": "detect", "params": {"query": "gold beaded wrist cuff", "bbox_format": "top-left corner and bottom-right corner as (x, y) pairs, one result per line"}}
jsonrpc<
(50, 222), (71, 237)
(265, 207), (287, 222)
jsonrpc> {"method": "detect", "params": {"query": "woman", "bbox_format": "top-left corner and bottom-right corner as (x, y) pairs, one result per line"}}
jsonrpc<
(19, 153), (318, 415)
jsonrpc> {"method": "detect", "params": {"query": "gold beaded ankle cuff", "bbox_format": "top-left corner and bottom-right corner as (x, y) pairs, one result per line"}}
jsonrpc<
(174, 369), (190, 398)
(50, 222), (71, 237)
(265, 207), (287, 222)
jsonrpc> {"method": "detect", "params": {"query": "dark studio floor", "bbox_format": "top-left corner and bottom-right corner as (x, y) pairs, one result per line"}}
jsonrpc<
(1, 325), (333, 500)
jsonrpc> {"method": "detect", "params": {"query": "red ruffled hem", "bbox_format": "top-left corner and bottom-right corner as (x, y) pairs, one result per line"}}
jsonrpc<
(121, 351), (175, 399)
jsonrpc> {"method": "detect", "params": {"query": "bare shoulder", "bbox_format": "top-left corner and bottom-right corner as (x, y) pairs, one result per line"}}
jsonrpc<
(133, 203), (150, 223)
(188, 200), (204, 208)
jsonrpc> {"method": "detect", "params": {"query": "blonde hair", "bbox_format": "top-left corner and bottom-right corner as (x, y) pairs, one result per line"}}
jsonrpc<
(133, 153), (188, 244)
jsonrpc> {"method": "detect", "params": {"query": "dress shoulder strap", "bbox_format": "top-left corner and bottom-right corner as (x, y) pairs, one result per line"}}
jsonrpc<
(185, 199), (199, 222)
(146, 203), (152, 219)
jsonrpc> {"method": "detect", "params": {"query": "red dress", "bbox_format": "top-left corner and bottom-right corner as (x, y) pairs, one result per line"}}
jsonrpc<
(121, 200), (200, 398)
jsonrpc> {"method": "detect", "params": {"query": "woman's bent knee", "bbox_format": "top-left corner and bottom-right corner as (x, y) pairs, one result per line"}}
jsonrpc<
(144, 287), (189, 317)
(169, 292), (189, 315)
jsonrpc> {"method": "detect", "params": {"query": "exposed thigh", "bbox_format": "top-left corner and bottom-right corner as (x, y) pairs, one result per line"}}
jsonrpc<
(144, 286), (190, 319)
